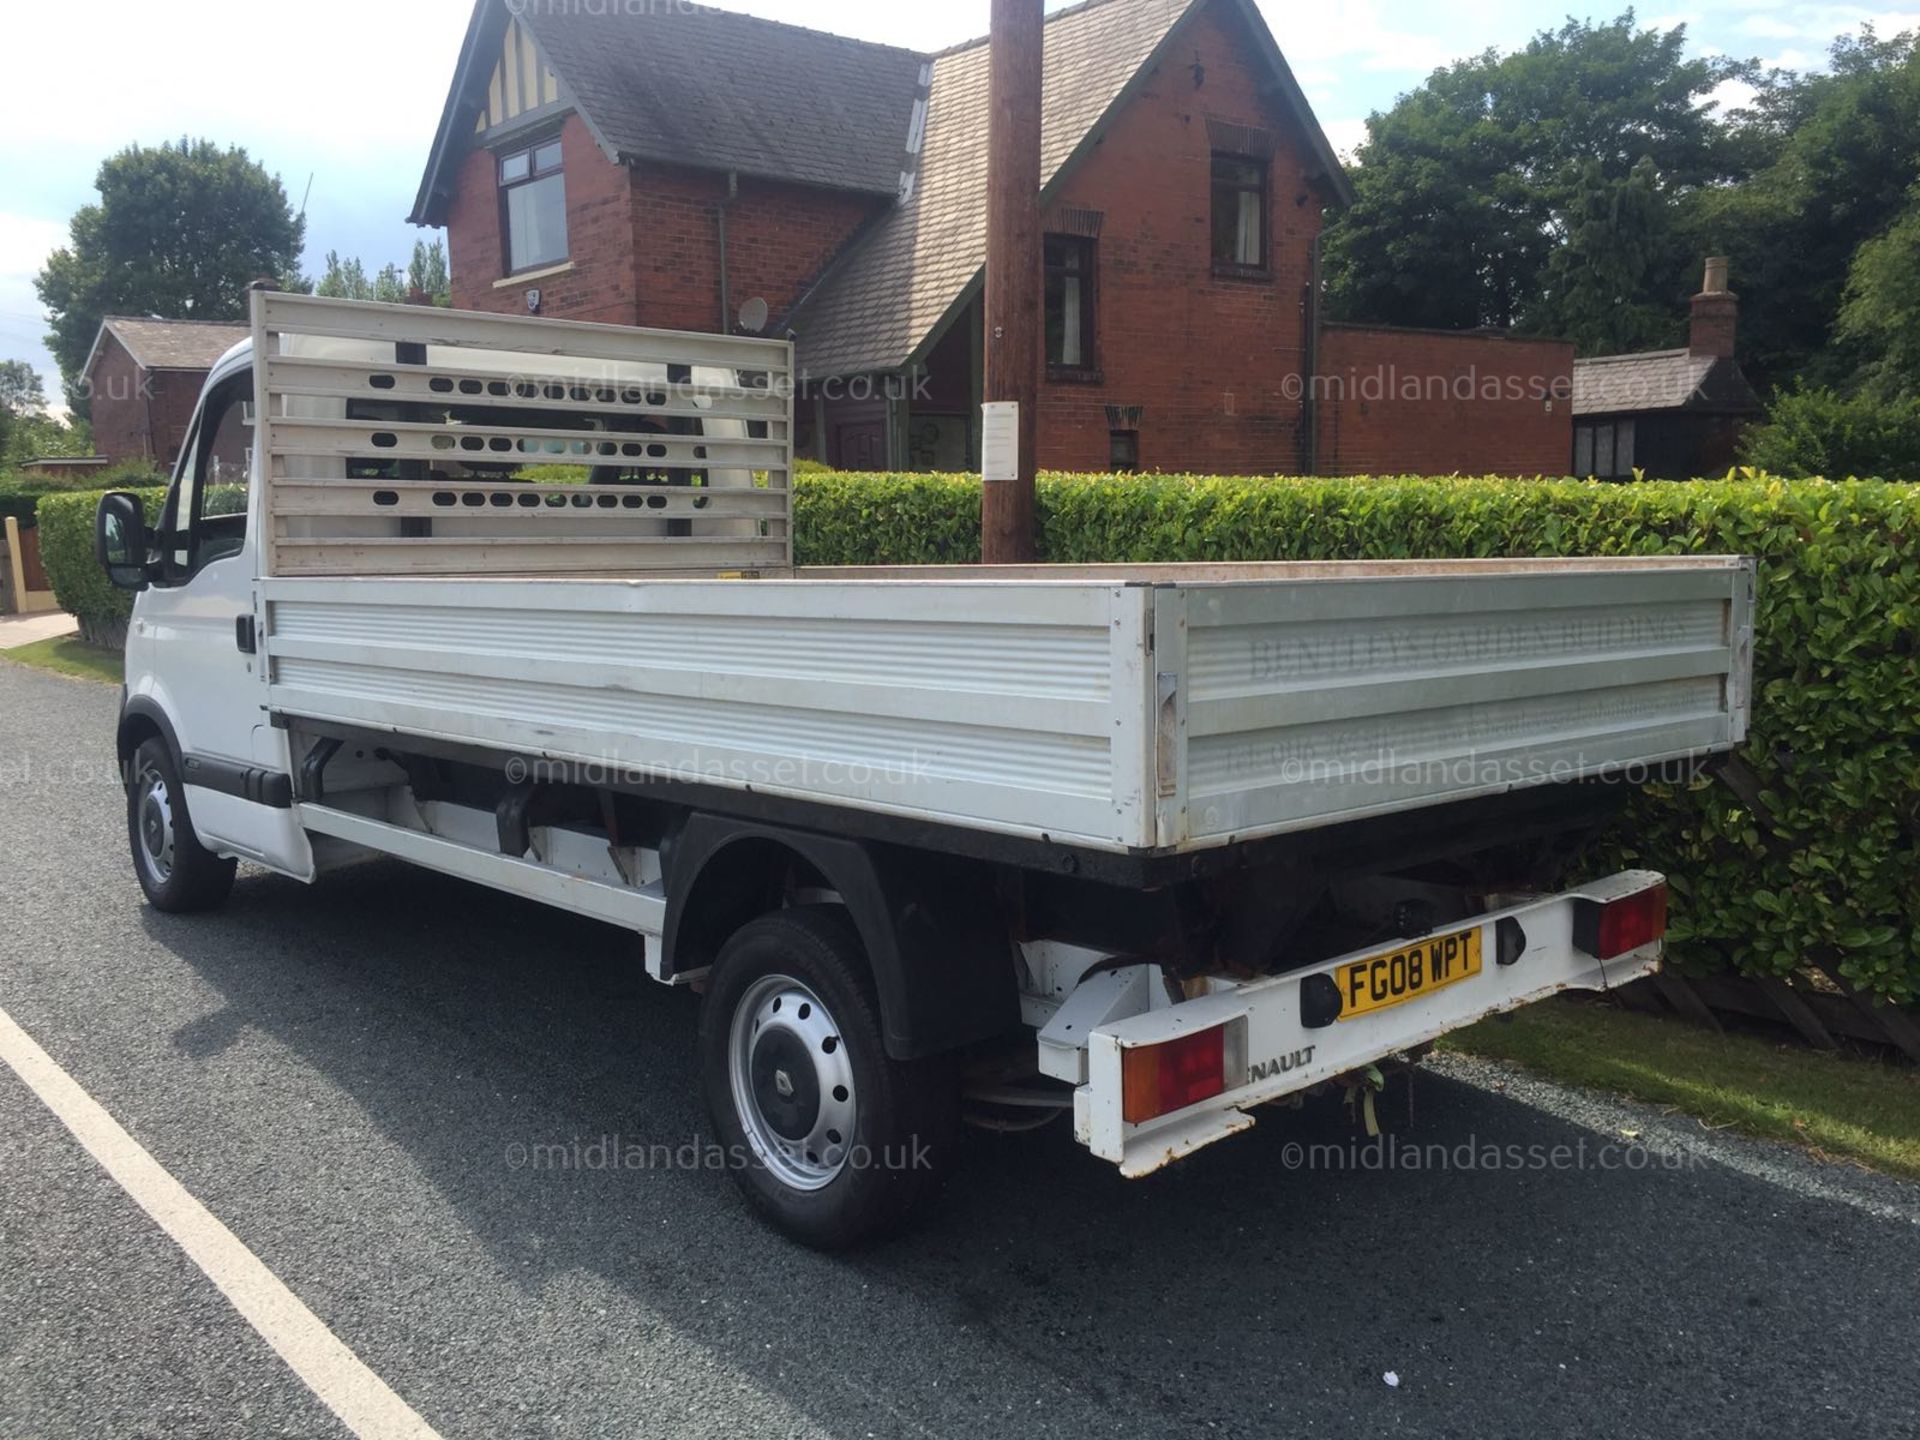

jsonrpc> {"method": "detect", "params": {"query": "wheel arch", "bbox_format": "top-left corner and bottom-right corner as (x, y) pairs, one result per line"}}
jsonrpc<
(117, 694), (182, 776)
(664, 813), (1019, 1061)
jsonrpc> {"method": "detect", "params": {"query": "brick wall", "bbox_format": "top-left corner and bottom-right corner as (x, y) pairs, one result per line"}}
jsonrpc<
(85, 338), (207, 470)
(629, 162), (883, 334)
(86, 338), (148, 463)
(432, 0), (1572, 481)
(1315, 325), (1574, 477)
(447, 113), (637, 326)
(1029, 0), (1325, 474)
(445, 113), (882, 336)
(146, 373), (205, 470)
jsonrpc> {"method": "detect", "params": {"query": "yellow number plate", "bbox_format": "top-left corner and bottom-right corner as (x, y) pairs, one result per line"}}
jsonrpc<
(1335, 927), (1483, 1020)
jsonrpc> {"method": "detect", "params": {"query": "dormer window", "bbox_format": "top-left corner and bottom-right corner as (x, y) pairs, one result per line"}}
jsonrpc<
(500, 139), (567, 274)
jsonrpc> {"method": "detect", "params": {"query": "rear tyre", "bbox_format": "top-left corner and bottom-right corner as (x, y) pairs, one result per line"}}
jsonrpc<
(698, 907), (957, 1249)
(126, 737), (237, 913)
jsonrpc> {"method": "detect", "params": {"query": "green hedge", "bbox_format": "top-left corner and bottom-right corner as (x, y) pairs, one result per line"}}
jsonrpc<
(36, 488), (168, 644)
(37, 484), (244, 644)
(37, 470), (1920, 1002)
(0, 489), (42, 529)
(799, 470), (1920, 1005)
(0, 464), (169, 530)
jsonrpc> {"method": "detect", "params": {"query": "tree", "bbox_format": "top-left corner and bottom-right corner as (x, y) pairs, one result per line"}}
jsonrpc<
(1323, 13), (1752, 344)
(1740, 384), (1920, 477)
(1530, 158), (1685, 354)
(35, 138), (305, 416)
(0, 360), (44, 461)
(314, 238), (451, 306)
(1836, 187), (1920, 397)
(0, 362), (91, 465)
(408, 239), (451, 306)
(315, 250), (408, 303)
(1691, 29), (1920, 391)
(0, 360), (46, 418)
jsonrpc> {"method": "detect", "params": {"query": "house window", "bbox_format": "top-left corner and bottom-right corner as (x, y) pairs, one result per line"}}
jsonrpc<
(1211, 154), (1267, 273)
(1044, 235), (1097, 377)
(1575, 419), (1636, 478)
(499, 138), (567, 274)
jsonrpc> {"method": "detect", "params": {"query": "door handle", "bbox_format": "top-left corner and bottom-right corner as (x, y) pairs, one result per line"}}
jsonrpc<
(235, 615), (256, 654)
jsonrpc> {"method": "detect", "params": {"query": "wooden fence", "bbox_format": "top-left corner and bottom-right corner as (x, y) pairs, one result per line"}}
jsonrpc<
(2, 517), (58, 615)
(1616, 961), (1920, 1062)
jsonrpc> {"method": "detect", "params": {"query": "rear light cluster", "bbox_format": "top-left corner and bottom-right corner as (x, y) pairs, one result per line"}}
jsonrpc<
(1573, 882), (1668, 960)
(1121, 1022), (1243, 1125)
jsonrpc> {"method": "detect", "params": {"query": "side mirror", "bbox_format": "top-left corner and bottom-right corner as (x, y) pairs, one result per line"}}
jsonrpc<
(95, 491), (151, 592)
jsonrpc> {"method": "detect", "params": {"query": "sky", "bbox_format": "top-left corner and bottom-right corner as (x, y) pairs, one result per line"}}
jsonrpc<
(3, 0), (1916, 413)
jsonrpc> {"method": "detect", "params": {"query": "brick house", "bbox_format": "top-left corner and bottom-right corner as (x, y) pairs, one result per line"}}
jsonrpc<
(82, 317), (250, 469)
(1571, 258), (1763, 479)
(411, 0), (1574, 476)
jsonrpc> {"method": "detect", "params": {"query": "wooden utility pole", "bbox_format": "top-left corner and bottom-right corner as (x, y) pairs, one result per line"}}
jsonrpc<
(980, 0), (1042, 564)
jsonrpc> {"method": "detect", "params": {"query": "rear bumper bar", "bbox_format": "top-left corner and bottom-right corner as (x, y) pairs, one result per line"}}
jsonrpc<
(1073, 870), (1665, 1176)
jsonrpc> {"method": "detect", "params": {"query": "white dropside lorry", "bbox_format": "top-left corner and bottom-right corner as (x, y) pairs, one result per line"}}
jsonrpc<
(94, 294), (1755, 1246)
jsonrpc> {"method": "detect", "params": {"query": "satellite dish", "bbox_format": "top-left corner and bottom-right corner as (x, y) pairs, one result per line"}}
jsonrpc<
(737, 296), (769, 333)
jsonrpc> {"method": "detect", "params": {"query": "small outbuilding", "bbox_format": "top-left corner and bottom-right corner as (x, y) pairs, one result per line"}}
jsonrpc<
(81, 317), (250, 469)
(1570, 258), (1763, 479)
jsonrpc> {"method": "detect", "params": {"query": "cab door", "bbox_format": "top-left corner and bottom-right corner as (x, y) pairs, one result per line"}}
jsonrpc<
(132, 363), (310, 876)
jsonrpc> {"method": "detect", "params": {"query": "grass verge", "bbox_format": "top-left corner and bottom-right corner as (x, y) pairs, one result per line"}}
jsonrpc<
(1440, 997), (1920, 1181)
(1, 634), (123, 685)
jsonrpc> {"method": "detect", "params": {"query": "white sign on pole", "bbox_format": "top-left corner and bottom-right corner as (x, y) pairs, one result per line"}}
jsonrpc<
(981, 401), (1020, 482)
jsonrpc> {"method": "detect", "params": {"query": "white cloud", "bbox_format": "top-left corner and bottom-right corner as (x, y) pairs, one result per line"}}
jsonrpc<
(1320, 117), (1371, 161)
(1258, 0), (1458, 77)
(1727, 4), (1920, 56)
(0, 216), (76, 394)
(1700, 76), (1762, 113)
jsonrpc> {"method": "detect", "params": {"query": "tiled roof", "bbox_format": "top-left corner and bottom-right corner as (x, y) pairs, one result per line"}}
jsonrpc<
(790, 0), (1192, 379)
(414, 0), (1352, 376)
(1572, 349), (1762, 416)
(89, 317), (250, 375)
(517, 4), (926, 196)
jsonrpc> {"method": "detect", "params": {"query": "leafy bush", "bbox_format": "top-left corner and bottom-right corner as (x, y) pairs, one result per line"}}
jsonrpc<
(795, 469), (982, 564)
(1739, 386), (1920, 481)
(0, 488), (43, 529)
(0, 463), (168, 529)
(35, 488), (167, 645)
(38, 483), (248, 645)
(34, 468), (1920, 1004)
(798, 469), (1920, 1004)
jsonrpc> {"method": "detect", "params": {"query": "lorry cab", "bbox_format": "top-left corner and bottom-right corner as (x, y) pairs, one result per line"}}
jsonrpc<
(98, 305), (765, 901)
(109, 340), (314, 887)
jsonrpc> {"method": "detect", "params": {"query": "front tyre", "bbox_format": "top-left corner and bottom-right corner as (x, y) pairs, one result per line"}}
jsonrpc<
(698, 908), (956, 1249)
(126, 737), (237, 913)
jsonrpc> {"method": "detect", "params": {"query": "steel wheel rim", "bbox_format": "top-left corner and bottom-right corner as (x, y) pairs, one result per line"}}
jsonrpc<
(135, 763), (175, 886)
(728, 973), (856, 1191)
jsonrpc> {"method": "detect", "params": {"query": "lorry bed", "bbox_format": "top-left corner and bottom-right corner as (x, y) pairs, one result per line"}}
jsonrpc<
(262, 555), (1752, 856)
(246, 294), (1753, 857)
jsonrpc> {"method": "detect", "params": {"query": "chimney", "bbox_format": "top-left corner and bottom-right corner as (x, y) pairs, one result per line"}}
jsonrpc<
(1689, 255), (1737, 359)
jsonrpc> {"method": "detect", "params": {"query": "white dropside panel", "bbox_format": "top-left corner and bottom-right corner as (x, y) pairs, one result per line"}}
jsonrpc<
(265, 576), (1157, 849)
(1160, 559), (1754, 848)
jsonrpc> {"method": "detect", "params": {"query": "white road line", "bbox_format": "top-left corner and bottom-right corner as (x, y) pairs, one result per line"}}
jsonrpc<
(0, 1005), (444, 1440)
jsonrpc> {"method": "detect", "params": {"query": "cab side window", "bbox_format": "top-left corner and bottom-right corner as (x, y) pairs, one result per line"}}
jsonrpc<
(157, 372), (252, 584)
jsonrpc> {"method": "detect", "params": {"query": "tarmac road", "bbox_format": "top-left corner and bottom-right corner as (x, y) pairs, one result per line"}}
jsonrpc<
(1, 659), (1916, 1439)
